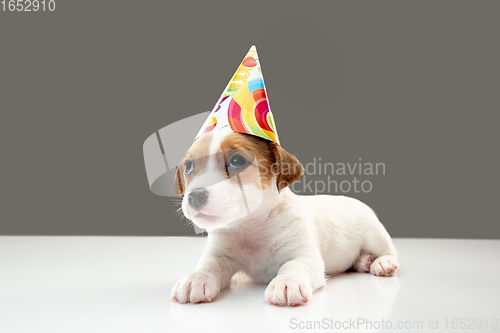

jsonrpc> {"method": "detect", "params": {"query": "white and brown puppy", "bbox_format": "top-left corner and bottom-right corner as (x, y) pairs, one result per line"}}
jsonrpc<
(171, 131), (398, 306)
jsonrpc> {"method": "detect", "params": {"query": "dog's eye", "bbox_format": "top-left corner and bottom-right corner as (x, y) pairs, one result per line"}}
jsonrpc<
(184, 160), (194, 174)
(229, 154), (247, 169)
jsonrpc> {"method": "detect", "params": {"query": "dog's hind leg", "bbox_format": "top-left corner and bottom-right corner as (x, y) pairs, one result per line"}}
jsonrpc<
(370, 254), (399, 277)
(352, 251), (373, 273)
(362, 219), (399, 277)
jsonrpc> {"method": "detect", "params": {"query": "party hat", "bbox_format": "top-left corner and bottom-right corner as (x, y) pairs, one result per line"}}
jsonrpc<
(195, 45), (280, 145)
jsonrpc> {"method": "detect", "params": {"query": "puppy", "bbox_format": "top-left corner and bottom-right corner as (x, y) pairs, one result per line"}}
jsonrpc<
(171, 131), (398, 306)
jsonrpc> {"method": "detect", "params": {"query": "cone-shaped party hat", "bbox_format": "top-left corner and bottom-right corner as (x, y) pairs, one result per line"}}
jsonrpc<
(195, 45), (280, 145)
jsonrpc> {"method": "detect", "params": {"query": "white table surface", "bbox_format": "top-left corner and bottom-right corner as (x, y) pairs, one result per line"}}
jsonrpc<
(1, 237), (499, 333)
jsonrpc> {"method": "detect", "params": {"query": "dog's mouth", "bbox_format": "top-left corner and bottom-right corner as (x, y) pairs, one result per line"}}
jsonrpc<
(193, 212), (218, 222)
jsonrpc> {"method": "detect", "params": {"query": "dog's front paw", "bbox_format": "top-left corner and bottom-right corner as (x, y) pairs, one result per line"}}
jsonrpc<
(265, 275), (312, 307)
(370, 255), (399, 277)
(171, 272), (220, 304)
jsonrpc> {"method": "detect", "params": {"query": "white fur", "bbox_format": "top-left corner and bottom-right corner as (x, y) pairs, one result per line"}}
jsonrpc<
(172, 132), (399, 306)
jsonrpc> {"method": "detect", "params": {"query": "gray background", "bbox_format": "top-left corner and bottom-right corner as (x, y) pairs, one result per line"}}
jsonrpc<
(1, 1), (498, 238)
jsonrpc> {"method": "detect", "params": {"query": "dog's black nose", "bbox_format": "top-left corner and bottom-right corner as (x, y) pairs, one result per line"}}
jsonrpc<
(188, 188), (208, 209)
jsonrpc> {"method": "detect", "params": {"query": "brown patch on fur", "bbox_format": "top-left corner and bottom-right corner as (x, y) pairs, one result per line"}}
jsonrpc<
(219, 133), (274, 190)
(174, 167), (184, 196)
(220, 133), (304, 191)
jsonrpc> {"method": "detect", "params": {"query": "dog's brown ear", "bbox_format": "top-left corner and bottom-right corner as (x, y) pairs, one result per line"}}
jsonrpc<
(174, 166), (184, 196)
(269, 142), (304, 191)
